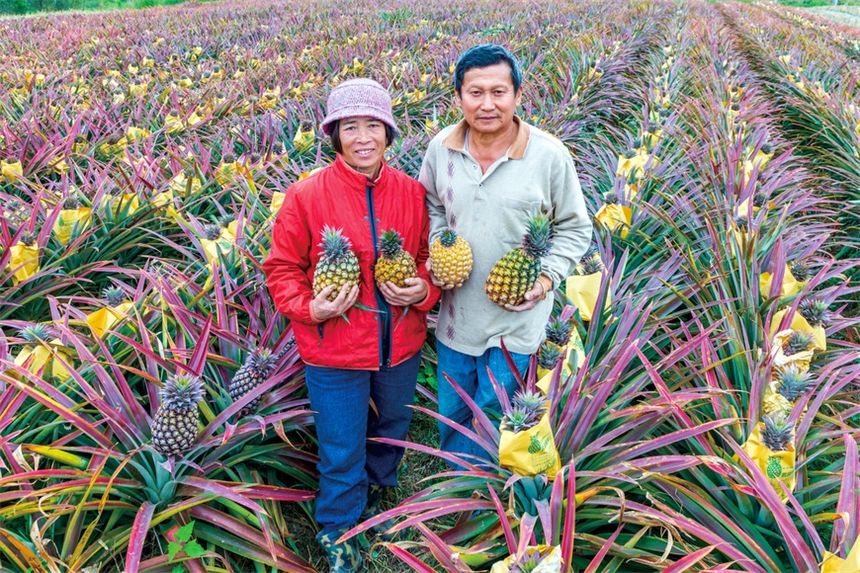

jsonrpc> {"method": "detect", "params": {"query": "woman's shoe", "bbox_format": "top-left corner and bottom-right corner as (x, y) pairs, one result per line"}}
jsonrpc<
(316, 529), (364, 572)
(360, 484), (399, 541)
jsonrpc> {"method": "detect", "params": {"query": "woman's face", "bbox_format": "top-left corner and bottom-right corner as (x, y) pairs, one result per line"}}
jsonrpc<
(337, 116), (387, 177)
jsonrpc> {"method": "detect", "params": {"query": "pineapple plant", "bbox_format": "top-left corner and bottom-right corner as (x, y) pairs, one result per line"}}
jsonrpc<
(776, 366), (812, 402)
(428, 229), (473, 286)
(313, 226), (360, 301)
(374, 229), (417, 288)
(782, 331), (813, 356)
(798, 298), (830, 328)
(152, 374), (204, 456)
(486, 213), (553, 307)
(228, 348), (281, 413)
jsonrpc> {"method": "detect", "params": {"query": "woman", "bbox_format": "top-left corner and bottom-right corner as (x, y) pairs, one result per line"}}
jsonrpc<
(263, 78), (439, 573)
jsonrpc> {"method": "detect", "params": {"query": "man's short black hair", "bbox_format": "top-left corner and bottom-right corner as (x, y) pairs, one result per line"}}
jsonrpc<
(328, 119), (395, 154)
(454, 44), (523, 95)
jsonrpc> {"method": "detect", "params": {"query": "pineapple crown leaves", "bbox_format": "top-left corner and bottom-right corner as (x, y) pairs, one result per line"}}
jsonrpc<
(777, 366), (813, 402)
(439, 228), (459, 248)
(782, 330), (814, 356)
(19, 231), (37, 246)
(202, 223), (222, 240)
(521, 213), (553, 259)
(544, 316), (573, 346)
(245, 347), (278, 375)
(502, 406), (539, 432)
(537, 342), (564, 369)
(511, 389), (548, 416)
(18, 323), (53, 343)
(761, 413), (793, 452)
(62, 195), (83, 209)
(378, 228), (405, 258)
(102, 286), (127, 307)
(603, 191), (619, 205)
(798, 297), (830, 328)
(788, 259), (812, 282)
(318, 226), (354, 261)
(217, 213), (235, 228)
(579, 254), (605, 275)
(159, 374), (205, 410)
(509, 553), (543, 573)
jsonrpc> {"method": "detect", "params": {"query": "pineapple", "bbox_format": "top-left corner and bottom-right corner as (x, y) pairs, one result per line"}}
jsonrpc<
(782, 331), (813, 356)
(152, 374), (203, 456)
(19, 323), (52, 344)
(103, 286), (126, 307)
(374, 229), (417, 288)
(429, 229), (473, 286)
(788, 260), (811, 283)
(502, 389), (548, 432)
(766, 455), (784, 479)
(544, 316), (573, 347)
(536, 340), (564, 370)
(313, 226), (360, 301)
(761, 413), (792, 452)
(776, 366), (812, 402)
(512, 389), (548, 416)
(578, 256), (604, 275)
(486, 214), (553, 307)
(798, 298), (830, 328)
(501, 406), (537, 433)
(228, 348), (279, 413)
(203, 223), (222, 241)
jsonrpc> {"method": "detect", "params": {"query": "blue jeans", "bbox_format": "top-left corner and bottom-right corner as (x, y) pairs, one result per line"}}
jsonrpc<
(436, 341), (530, 464)
(304, 352), (420, 536)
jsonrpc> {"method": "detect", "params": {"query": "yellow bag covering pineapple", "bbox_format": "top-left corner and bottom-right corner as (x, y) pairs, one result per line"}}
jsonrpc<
(14, 338), (73, 382)
(536, 331), (585, 394)
(771, 329), (814, 374)
(615, 148), (656, 181)
(490, 545), (562, 573)
(168, 171), (202, 197)
(594, 204), (632, 239)
(53, 207), (92, 245)
(499, 413), (560, 479)
(770, 308), (826, 352)
(270, 191), (285, 214)
(741, 418), (796, 502)
(7, 241), (39, 284)
(1, 159), (23, 182)
(821, 536), (860, 573)
(565, 272), (609, 322)
(201, 220), (239, 265)
(85, 302), (134, 338)
(760, 263), (808, 299)
(151, 190), (181, 221)
(762, 381), (793, 416)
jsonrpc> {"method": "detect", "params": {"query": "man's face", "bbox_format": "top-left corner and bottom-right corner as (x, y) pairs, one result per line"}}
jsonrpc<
(457, 62), (522, 137)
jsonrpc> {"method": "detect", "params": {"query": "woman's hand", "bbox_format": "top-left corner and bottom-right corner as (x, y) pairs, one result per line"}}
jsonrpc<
(425, 259), (458, 290)
(379, 277), (428, 306)
(310, 284), (359, 321)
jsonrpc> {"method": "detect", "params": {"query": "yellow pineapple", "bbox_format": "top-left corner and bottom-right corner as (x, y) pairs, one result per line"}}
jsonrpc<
(429, 229), (473, 287)
(374, 229), (417, 288)
(313, 226), (361, 301)
(486, 214), (553, 307)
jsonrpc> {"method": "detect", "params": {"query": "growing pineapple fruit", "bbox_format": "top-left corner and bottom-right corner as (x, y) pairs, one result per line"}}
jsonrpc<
(536, 341), (564, 370)
(776, 366), (812, 402)
(761, 413), (793, 452)
(502, 389), (548, 432)
(152, 374), (204, 456)
(103, 286), (126, 307)
(486, 214), (553, 307)
(374, 229), (417, 288)
(782, 331), (813, 356)
(537, 315), (574, 370)
(313, 226), (360, 301)
(788, 259), (811, 283)
(799, 298), (830, 328)
(228, 348), (281, 413)
(429, 229), (473, 286)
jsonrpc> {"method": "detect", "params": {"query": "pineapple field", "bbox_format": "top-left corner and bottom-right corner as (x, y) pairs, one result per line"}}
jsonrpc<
(1, 0), (859, 571)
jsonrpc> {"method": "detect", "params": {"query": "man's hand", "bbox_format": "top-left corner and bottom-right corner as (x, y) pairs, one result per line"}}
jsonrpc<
(425, 259), (459, 290)
(310, 284), (359, 321)
(380, 277), (429, 306)
(505, 276), (553, 312)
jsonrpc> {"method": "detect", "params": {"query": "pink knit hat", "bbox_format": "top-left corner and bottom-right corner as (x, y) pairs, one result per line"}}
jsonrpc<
(320, 78), (399, 136)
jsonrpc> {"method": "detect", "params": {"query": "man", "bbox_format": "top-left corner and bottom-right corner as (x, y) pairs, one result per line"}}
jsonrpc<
(419, 43), (592, 463)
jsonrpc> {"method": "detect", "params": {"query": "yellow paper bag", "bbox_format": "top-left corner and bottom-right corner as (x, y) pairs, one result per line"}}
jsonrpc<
(615, 149), (656, 181)
(1, 159), (23, 182)
(490, 545), (562, 573)
(565, 272), (609, 321)
(821, 535), (860, 573)
(85, 301), (134, 338)
(742, 422), (796, 501)
(536, 332), (585, 394)
(7, 242), (39, 284)
(762, 381), (792, 416)
(201, 222), (239, 266)
(53, 207), (92, 245)
(271, 191), (285, 214)
(594, 204), (632, 239)
(770, 309), (826, 352)
(760, 266), (806, 298)
(168, 172), (202, 197)
(499, 413), (560, 479)
(13, 338), (73, 382)
(771, 329), (813, 374)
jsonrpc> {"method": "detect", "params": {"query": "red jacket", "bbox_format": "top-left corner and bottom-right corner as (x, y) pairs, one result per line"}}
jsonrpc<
(263, 154), (440, 370)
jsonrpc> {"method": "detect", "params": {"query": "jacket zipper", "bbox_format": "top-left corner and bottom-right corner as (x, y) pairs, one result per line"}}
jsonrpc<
(366, 183), (392, 368)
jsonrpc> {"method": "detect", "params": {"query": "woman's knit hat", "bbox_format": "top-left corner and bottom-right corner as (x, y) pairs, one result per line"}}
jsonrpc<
(320, 78), (398, 136)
